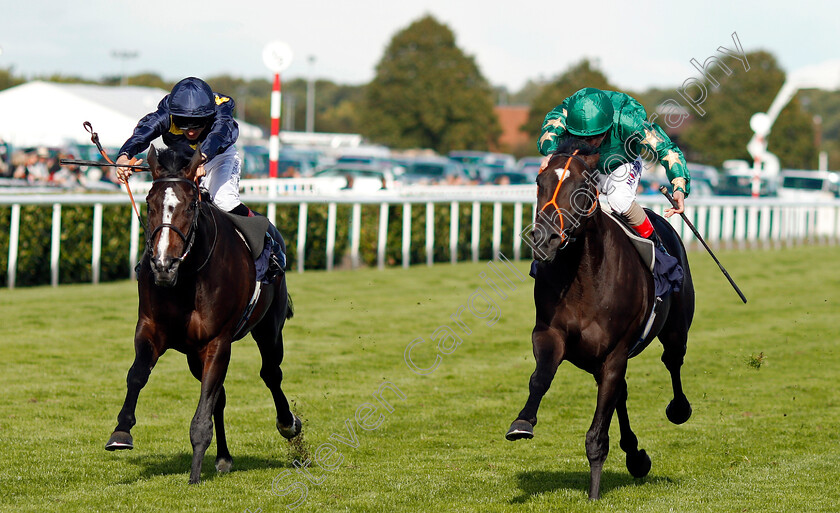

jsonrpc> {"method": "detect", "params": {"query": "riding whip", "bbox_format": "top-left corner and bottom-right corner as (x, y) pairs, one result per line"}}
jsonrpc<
(77, 121), (144, 222)
(659, 186), (747, 303)
(58, 159), (149, 170)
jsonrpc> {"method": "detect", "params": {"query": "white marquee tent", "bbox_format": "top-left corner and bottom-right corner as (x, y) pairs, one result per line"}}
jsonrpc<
(0, 81), (265, 150)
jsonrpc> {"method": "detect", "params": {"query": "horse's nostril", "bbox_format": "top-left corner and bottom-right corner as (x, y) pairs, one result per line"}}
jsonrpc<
(151, 257), (176, 273)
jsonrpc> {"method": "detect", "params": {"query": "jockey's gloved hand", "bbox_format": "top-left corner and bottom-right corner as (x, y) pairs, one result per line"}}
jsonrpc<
(665, 178), (687, 218)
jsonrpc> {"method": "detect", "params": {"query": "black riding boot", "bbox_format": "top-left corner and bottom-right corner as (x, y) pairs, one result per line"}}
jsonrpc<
(647, 229), (669, 256)
(265, 222), (286, 282)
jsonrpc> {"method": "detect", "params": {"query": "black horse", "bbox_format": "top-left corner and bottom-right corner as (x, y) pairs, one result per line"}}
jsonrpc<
(105, 145), (301, 484)
(506, 142), (695, 499)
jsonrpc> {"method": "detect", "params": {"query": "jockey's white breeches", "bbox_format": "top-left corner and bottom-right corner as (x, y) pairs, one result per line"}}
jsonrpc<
(594, 157), (643, 215)
(199, 145), (241, 212)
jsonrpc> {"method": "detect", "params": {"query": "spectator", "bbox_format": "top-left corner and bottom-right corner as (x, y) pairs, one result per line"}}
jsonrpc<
(51, 154), (83, 189)
(13, 148), (49, 183)
(0, 140), (9, 177)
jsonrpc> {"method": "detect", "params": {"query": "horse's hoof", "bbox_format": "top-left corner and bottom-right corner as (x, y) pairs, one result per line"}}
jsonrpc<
(666, 398), (692, 425)
(215, 456), (233, 473)
(626, 449), (651, 478)
(105, 431), (134, 451)
(277, 414), (302, 439)
(505, 419), (534, 441)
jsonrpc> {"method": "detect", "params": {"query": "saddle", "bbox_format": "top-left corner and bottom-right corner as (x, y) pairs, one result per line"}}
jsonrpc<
(604, 210), (655, 273)
(222, 211), (269, 260)
(221, 211), (285, 284)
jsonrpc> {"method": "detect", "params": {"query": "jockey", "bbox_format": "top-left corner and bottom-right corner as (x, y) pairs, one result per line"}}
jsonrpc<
(115, 77), (284, 280)
(538, 87), (690, 249)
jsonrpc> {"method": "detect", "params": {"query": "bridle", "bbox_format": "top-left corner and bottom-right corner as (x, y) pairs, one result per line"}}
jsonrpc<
(146, 177), (203, 268)
(538, 150), (600, 250)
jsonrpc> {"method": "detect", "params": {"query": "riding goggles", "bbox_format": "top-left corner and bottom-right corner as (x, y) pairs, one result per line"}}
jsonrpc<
(172, 115), (210, 130)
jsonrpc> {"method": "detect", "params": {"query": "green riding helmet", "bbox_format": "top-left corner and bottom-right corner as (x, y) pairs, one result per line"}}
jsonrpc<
(565, 88), (615, 136)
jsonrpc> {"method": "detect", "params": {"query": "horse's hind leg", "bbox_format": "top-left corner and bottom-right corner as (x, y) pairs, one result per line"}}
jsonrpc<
(106, 331), (162, 451)
(659, 321), (692, 425)
(506, 327), (564, 440)
(188, 352), (232, 473)
(252, 297), (301, 439)
(616, 378), (651, 478)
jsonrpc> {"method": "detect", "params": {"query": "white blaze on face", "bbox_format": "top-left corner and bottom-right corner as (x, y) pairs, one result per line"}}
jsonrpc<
(155, 187), (181, 267)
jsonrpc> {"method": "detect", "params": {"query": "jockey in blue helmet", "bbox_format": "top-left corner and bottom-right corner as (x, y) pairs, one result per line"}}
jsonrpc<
(116, 77), (284, 279)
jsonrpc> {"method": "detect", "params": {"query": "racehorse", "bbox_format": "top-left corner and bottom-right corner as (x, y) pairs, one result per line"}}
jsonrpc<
(105, 145), (301, 484)
(505, 140), (695, 500)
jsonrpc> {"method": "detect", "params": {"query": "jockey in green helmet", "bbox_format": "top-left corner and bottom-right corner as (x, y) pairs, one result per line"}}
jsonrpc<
(538, 87), (691, 247)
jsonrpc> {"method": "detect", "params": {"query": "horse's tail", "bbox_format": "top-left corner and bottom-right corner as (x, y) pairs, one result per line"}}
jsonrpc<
(286, 292), (294, 320)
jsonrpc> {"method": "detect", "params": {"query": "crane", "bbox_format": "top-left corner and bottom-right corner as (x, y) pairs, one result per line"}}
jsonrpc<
(747, 59), (840, 196)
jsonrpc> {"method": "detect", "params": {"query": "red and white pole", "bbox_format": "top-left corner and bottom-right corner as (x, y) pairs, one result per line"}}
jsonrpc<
(269, 72), (282, 178)
(262, 41), (293, 179)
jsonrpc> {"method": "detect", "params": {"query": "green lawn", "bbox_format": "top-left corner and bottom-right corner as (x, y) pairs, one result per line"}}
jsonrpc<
(1, 245), (839, 512)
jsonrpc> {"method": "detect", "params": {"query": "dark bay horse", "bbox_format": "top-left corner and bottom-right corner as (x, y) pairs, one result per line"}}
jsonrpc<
(105, 145), (301, 484)
(506, 142), (695, 499)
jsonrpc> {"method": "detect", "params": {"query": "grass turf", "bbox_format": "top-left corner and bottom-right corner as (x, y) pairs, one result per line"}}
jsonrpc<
(1, 244), (839, 512)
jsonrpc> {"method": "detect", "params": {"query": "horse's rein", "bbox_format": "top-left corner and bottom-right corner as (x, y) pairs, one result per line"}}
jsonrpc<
(83, 121), (143, 223)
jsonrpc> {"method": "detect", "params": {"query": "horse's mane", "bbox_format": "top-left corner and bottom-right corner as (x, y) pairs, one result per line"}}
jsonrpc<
(154, 147), (194, 178)
(552, 137), (601, 157)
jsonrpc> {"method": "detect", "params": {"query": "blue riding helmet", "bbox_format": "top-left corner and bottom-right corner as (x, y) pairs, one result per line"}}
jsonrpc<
(167, 77), (216, 119)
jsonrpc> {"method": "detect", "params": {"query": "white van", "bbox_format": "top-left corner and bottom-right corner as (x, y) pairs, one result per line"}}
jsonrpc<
(778, 170), (839, 200)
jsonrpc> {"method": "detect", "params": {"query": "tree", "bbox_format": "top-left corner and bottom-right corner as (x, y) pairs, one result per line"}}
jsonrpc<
(508, 78), (550, 107)
(794, 89), (840, 169)
(126, 73), (170, 90)
(277, 78), (365, 134)
(362, 15), (500, 153)
(524, 59), (617, 142)
(0, 67), (25, 92)
(681, 51), (817, 169)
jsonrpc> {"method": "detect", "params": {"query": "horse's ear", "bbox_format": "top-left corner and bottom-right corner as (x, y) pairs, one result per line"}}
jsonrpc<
(538, 155), (556, 175)
(185, 147), (203, 181)
(583, 153), (600, 170)
(147, 144), (160, 179)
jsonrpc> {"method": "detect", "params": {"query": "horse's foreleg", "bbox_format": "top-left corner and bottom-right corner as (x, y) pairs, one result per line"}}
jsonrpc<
(187, 352), (232, 473)
(189, 342), (231, 484)
(106, 334), (161, 451)
(586, 359), (625, 500)
(506, 327), (564, 441)
(616, 378), (651, 478)
(659, 328), (692, 425)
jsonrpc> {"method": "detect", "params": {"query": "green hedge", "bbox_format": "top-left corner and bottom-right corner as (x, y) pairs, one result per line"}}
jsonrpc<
(0, 204), (137, 287)
(0, 202), (535, 287)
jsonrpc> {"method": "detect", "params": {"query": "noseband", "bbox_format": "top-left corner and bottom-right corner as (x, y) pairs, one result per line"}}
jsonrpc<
(538, 150), (600, 250)
(146, 177), (201, 264)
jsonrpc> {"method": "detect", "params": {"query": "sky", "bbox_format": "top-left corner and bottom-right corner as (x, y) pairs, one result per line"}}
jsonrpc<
(1, 0), (838, 94)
